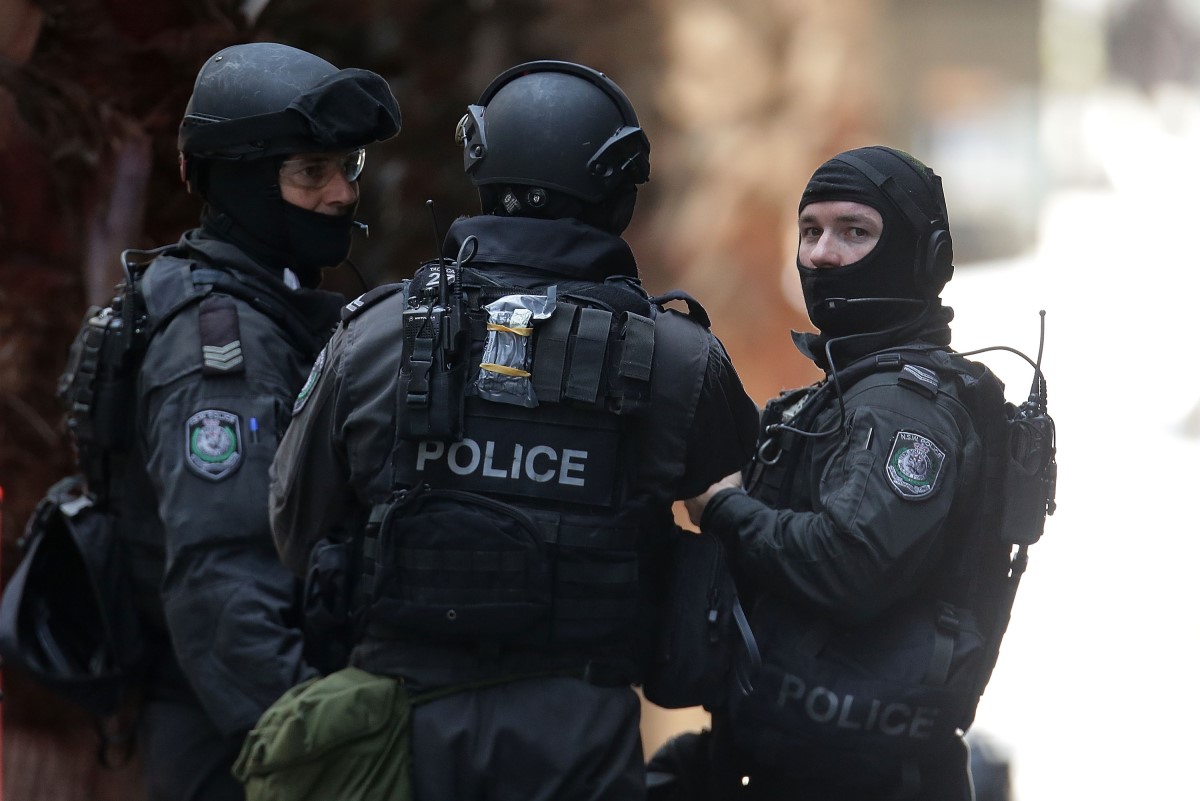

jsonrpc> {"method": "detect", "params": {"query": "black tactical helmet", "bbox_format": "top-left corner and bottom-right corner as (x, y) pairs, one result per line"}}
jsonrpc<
(179, 42), (401, 165)
(177, 43), (401, 282)
(457, 61), (650, 205)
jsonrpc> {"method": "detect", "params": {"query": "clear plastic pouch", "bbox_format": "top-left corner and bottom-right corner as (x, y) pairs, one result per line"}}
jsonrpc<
(475, 288), (556, 407)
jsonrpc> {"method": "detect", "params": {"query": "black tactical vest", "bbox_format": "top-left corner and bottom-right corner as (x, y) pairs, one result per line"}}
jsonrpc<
(353, 264), (712, 661)
(727, 347), (1055, 764)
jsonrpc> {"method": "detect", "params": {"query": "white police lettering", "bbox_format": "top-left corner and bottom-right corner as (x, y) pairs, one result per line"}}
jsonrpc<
(416, 437), (589, 486)
(482, 441), (507, 478)
(448, 441), (481, 475)
(561, 449), (587, 486)
(776, 674), (939, 739)
(526, 446), (555, 482)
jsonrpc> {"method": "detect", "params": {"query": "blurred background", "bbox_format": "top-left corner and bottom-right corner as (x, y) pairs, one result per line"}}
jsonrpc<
(2, 0), (1198, 798)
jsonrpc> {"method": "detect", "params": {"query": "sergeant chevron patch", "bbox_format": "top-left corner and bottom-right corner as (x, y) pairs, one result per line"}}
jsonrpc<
(203, 340), (244, 372)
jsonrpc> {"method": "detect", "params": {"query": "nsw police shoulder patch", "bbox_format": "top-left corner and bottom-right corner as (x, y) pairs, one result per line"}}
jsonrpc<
(885, 430), (946, 500)
(185, 409), (242, 481)
(293, 347), (325, 415)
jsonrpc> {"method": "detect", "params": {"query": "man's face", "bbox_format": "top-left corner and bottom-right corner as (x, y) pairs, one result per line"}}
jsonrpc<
(797, 200), (883, 269)
(277, 148), (364, 214)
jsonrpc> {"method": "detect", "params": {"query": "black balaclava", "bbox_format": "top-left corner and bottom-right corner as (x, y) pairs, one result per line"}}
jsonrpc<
(198, 156), (358, 287)
(796, 145), (952, 338)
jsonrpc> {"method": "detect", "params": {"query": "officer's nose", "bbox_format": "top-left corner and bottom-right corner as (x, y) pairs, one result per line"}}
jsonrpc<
(323, 172), (359, 212)
(808, 233), (842, 269)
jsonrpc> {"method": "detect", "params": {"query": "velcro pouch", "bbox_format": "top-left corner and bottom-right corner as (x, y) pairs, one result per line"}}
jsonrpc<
(643, 528), (740, 711)
(367, 487), (552, 644)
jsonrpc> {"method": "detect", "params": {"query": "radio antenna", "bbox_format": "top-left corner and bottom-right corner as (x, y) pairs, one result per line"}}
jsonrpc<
(426, 199), (445, 265)
(427, 199), (450, 307)
(1028, 310), (1048, 412)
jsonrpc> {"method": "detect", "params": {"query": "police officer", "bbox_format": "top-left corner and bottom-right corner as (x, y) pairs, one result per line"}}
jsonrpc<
(676, 146), (995, 800)
(118, 43), (399, 801)
(269, 60), (759, 801)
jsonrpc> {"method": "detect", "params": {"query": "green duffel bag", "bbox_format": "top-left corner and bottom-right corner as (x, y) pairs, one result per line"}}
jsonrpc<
(233, 666), (414, 801)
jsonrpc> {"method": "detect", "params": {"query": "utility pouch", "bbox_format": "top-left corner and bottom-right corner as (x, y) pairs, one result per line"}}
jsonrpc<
(0, 475), (145, 718)
(58, 293), (145, 494)
(999, 407), (1057, 546)
(233, 666), (415, 801)
(301, 537), (361, 675)
(643, 529), (756, 711)
(727, 599), (986, 763)
(475, 290), (557, 407)
(396, 263), (471, 443)
(365, 486), (552, 644)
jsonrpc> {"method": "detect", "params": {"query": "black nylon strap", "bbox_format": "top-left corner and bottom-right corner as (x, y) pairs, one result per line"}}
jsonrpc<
(398, 548), (528, 575)
(532, 302), (577, 402)
(924, 603), (960, 686)
(553, 596), (639, 621)
(556, 559), (638, 585)
(617, 312), (654, 382)
(565, 307), (611, 403)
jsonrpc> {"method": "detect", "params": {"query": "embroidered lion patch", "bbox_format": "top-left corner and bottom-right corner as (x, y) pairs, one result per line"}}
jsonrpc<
(885, 430), (946, 500)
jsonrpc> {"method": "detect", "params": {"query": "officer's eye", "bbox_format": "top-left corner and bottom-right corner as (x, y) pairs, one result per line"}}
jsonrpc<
(280, 150), (365, 189)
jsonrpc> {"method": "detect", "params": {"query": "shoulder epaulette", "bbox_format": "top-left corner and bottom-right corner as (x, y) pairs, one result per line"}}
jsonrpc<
(342, 282), (405, 322)
(897, 363), (941, 398)
(198, 294), (244, 376)
(138, 254), (212, 334)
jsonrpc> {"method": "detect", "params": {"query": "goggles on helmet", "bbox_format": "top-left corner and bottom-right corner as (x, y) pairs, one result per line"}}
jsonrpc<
(278, 148), (366, 190)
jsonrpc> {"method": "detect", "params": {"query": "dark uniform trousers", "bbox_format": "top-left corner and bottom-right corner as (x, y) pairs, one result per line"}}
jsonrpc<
(413, 677), (644, 801)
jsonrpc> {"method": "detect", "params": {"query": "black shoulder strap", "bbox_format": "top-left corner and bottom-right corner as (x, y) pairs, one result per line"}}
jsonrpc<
(649, 289), (711, 328)
(342, 283), (405, 322)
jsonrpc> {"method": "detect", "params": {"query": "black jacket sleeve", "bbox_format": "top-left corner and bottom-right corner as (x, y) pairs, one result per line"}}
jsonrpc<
(677, 331), (760, 498)
(701, 379), (980, 623)
(140, 302), (319, 736)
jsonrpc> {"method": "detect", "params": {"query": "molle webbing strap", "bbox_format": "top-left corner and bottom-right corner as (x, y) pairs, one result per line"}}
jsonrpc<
(615, 313), (654, 382)
(356, 503), (387, 608)
(531, 301), (577, 402)
(924, 603), (961, 686)
(565, 308), (612, 404)
(406, 335), (434, 406)
(555, 559), (639, 586)
(554, 596), (639, 622)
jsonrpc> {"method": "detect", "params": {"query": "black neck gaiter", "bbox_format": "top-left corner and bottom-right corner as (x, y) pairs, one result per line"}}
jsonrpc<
(199, 158), (357, 287)
(796, 215), (925, 337)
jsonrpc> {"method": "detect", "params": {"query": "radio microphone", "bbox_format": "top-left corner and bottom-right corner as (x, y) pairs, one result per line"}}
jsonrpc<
(822, 297), (928, 310)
